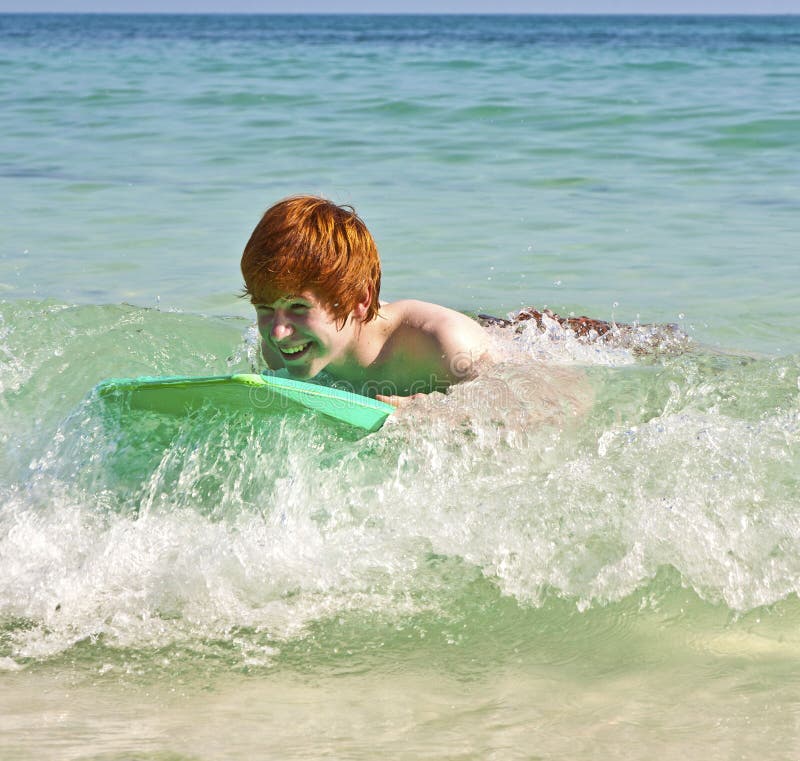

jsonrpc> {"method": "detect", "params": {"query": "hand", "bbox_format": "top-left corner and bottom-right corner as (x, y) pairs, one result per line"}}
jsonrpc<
(375, 392), (427, 409)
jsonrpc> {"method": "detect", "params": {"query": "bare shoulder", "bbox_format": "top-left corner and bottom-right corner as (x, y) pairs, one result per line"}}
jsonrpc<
(381, 300), (491, 382)
(384, 300), (486, 340)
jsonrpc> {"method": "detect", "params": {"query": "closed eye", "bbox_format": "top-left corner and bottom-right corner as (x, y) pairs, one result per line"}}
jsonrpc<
(255, 300), (312, 317)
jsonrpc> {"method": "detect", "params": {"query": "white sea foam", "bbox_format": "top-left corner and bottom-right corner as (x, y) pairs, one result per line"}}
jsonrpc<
(2, 301), (799, 662)
(2, 352), (799, 662)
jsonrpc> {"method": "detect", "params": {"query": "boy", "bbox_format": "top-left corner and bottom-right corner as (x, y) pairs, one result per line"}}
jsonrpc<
(241, 195), (491, 405)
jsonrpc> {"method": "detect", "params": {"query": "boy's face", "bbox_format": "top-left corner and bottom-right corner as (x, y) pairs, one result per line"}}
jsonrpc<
(254, 289), (353, 380)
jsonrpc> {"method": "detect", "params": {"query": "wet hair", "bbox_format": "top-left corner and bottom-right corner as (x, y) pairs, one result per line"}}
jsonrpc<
(241, 195), (381, 324)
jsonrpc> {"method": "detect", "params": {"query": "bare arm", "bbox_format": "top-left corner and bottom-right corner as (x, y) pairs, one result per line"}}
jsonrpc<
(432, 311), (492, 384)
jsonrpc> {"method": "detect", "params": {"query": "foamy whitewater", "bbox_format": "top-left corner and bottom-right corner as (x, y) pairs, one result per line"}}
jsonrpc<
(1, 14), (799, 760)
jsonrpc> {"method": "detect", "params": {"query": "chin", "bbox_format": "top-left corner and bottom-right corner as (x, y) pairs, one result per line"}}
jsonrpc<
(285, 361), (324, 381)
(284, 365), (312, 379)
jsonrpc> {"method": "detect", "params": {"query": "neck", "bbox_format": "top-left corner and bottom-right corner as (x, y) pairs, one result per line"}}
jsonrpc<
(326, 314), (385, 383)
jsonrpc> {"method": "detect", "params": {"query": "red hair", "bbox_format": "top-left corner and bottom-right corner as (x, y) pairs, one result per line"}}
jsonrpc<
(241, 196), (381, 324)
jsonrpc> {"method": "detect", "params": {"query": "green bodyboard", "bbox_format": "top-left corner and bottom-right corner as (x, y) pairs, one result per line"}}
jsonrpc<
(95, 373), (394, 432)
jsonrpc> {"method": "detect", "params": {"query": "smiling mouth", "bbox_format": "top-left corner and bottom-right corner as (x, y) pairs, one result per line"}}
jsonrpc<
(278, 341), (312, 360)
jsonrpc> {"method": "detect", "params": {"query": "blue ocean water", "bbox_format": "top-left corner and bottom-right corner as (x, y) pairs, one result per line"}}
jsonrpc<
(1, 14), (800, 760)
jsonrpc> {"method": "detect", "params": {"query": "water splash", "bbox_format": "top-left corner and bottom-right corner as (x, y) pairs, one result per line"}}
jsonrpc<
(2, 302), (800, 668)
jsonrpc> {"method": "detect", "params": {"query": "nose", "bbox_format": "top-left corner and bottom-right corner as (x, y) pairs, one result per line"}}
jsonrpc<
(269, 311), (294, 342)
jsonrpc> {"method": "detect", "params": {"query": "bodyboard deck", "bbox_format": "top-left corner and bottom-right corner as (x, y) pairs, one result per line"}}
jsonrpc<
(95, 373), (394, 432)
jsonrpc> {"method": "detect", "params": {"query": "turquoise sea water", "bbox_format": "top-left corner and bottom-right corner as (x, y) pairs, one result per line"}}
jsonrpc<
(1, 14), (800, 760)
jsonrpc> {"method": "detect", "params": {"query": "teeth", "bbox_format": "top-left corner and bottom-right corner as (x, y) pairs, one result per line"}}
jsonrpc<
(281, 342), (309, 355)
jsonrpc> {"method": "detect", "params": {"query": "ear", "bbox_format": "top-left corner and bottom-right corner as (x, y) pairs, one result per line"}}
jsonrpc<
(350, 284), (373, 322)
